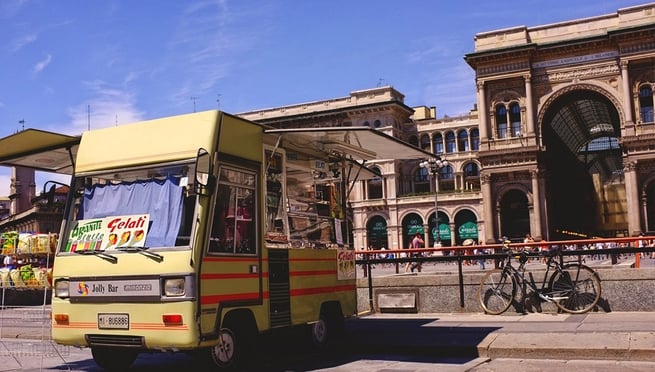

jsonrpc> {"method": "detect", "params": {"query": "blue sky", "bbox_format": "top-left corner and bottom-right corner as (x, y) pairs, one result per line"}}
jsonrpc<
(0, 0), (650, 195)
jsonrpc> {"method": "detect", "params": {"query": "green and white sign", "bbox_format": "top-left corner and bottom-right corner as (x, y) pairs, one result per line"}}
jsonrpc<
(432, 224), (450, 240)
(458, 221), (478, 239)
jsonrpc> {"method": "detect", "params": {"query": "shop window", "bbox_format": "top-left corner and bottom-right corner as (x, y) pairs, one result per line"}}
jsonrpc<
(639, 85), (654, 123)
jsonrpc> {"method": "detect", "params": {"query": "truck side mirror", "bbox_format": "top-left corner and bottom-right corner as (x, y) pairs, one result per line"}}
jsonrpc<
(195, 148), (214, 195)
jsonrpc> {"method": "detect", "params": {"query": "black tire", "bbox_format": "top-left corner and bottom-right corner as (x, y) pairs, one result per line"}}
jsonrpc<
(550, 264), (601, 314)
(91, 347), (138, 371)
(310, 308), (345, 349)
(202, 321), (255, 370)
(479, 269), (516, 315)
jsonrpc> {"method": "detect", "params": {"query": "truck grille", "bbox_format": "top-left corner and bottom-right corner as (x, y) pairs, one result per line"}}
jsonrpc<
(85, 334), (144, 348)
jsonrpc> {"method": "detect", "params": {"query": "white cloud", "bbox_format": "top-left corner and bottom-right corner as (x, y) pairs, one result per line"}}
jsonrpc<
(11, 33), (37, 52)
(33, 54), (52, 74)
(165, 0), (258, 109)
(65, 80), (145, 135)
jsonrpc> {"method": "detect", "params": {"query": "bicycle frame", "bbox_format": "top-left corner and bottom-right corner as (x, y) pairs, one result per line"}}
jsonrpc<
(500, 250), (565, 303)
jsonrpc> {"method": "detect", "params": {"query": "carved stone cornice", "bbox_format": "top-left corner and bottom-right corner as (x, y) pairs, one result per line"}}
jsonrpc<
(533, 63), (619, 84)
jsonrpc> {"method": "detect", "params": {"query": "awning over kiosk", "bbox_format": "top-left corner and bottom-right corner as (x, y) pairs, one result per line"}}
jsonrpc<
(264, 127), (434, 161)
(0, 129), (80, 174)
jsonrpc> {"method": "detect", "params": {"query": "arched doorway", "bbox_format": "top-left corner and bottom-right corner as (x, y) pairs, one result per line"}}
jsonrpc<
(402, 213), (424, 249)
(366, 215), (387, 249)
(454, 209), (478, 245)
(428, 211), (451, 247)
(541, 89), (623, 239)
(500, 189), (529, 240)
(646, 181), (655, 233)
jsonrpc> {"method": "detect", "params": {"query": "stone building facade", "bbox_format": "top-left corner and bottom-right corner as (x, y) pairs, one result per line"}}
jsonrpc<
(466, 2), (655, 242)
(241, 3), (655, 250)
(239, 87), (485, 252)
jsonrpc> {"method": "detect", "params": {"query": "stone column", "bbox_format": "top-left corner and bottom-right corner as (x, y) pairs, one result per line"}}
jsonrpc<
(620, 60), (633, 125)
(524, 74), (535, 135)
(624, 161), (641, 235)
(477, 81), (488, 140)
(481, 173), (494, 243)
(531, 169), (543, 240)
(642, 192), (649, 233)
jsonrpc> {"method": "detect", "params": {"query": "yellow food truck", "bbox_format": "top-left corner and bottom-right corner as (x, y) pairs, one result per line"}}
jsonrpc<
(0, 110), (430, 370)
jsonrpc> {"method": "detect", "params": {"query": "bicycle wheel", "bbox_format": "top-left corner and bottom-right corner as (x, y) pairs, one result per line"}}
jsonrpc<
(550, 264), (601, 314)
(478, 269), (516, 315)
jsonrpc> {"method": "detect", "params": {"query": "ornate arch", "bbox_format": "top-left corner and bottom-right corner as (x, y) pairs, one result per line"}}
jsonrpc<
(537, 82), (625, 130)
(495, 182), (533, 206)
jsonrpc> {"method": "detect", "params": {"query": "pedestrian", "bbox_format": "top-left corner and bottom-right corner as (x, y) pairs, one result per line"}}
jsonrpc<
(475, 244), (486, 270)
(409, 233), (424, 273)
(638, 233), (646, 259)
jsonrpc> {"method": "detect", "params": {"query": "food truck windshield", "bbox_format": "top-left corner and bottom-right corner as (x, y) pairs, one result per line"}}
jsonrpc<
(59, 161), (196, 253)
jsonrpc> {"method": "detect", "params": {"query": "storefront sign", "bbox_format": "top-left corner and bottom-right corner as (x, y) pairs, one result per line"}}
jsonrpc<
(458, 221), (478, 239)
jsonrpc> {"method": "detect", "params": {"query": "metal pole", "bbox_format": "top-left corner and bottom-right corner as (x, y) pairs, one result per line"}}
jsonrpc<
(434, 170), (440, 246)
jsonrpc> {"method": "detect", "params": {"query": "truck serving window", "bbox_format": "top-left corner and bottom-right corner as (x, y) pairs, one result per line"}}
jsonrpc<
(59, 162), (195, 253)
(207, 165), (257, 255)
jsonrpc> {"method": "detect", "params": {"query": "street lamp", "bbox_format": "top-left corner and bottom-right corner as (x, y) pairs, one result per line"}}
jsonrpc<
(420, 158), (449, 247)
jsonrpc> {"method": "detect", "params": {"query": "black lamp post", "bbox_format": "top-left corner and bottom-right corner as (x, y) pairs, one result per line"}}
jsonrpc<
(419, 158), (449, 247)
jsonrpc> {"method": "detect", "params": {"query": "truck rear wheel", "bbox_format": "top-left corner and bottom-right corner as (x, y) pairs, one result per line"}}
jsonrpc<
(91, 347), (138, 370)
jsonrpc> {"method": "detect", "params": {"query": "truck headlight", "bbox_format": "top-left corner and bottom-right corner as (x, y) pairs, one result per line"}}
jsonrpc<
(54, 279), (70, 298)
(164, 278), (185, 297)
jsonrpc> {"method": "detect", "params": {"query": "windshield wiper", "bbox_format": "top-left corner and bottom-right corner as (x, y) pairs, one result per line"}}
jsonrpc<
(116, 246), (164, 262)
(73, 250), (118, 264)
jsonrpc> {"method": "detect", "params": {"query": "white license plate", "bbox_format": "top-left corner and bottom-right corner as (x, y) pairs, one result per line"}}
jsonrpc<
(98, 313), (129, 330)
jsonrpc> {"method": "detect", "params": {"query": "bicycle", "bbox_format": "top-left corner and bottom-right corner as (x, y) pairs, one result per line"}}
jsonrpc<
(478, 245), (601, 315)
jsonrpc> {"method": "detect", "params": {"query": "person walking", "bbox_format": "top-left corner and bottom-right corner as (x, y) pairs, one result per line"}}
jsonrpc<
(409, 233), (424, 273)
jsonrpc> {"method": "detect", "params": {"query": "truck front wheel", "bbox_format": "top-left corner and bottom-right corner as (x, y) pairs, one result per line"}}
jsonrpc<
(91, 347), (138, 370)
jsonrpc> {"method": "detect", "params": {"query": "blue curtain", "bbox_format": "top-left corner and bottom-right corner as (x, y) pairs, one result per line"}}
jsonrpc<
(81, 177), (184, 247)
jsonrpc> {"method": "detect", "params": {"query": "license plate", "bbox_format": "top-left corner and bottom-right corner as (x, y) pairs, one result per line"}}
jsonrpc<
(98, 313), (129, 330)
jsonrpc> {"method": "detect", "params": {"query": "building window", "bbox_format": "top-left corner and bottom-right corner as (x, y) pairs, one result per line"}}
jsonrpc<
(496, 105), (508, 139)
(367, 167), (383, 199)
(510, 103), (522, 136)
(420, 134), (431, 150)
(408, 135), (419, 147)
(639, 85), (654, 123)
(414, 167), (430, 193)
(463, 162), (480, 190)
(445, 132), (456, 153)
(363, 121), (370, 126)
(457, 130), (469, 152)
(433, 133), (443, 154)
(439, 165), (455, 191)
(373, 119), (382, 128)
(470, 128), (480, 150)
